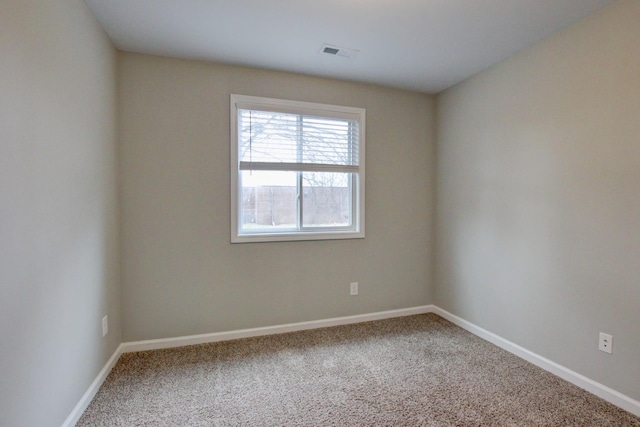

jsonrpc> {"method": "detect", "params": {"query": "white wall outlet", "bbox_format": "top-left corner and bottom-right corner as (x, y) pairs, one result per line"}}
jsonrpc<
(102, 315), (108, 337)
(598, 332), (613, 354)
(350, 282), (359, 296)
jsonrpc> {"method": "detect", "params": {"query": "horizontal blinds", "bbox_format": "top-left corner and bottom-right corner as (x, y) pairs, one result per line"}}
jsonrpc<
(238, 162), (358, 173)
(238, 109), (359, 172)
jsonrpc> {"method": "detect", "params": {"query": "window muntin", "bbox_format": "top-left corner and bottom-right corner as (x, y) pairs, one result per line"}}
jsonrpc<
(231, 95), (365, 243)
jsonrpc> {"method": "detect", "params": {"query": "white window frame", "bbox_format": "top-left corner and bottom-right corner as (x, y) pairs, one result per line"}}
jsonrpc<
(230, 94), (365, 243)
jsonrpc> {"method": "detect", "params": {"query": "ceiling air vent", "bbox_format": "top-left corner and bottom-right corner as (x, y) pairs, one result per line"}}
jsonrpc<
(319, 43), (359, 59)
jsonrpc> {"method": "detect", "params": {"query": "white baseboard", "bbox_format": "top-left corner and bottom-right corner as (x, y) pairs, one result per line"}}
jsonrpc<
(121, 305), (435, 353)
(432, 306), (640, 417)
(61, 343), (124, 427)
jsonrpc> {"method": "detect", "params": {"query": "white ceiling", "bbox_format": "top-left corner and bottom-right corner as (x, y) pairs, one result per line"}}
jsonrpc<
(85, 0), (615, 94)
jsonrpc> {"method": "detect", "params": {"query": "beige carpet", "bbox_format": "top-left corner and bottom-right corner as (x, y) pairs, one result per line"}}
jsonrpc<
(78, 314), (640, 426)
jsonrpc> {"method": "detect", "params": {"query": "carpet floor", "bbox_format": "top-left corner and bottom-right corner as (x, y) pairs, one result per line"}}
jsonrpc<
(77, 314), (640, 426)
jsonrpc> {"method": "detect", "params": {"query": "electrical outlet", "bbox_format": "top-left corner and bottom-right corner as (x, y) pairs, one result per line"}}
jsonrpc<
(350, 282), (358, 296)
(598, 332), (613, 354)
(102, 315), (108, 337)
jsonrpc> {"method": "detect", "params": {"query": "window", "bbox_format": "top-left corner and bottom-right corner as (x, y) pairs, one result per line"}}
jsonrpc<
(230, 94), (365, 243)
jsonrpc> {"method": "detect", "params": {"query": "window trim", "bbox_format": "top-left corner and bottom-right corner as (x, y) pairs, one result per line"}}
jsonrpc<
(230, 94), (365, 243)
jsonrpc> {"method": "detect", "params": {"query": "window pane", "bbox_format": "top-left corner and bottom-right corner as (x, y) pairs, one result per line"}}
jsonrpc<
(241, 171), (297, 231)
(238, 110), (299, 163)
(301, 117), (357, 166)
(239, 109), (358, 168)
(302, 172), (351, 227)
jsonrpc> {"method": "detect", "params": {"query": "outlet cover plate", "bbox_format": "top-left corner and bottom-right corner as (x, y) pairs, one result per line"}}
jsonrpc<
(599, 332), (613, 354)
(102, 315), (108, 337)
(350, 282), (358, 296)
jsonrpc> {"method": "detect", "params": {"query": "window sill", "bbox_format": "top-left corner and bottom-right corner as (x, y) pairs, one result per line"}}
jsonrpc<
(231, 230), (365, 243)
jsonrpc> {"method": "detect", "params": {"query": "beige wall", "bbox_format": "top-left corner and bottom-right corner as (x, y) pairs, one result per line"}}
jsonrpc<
(436, 0), (640, 401)
(0, 1), (120, 426)
(118, 53), (436, 341)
